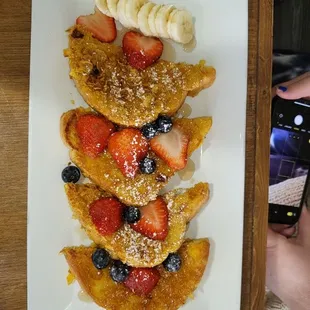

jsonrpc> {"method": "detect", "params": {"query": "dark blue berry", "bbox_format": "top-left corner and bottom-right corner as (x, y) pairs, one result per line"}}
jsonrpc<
(92, 248), (111, 269)
(123, 206), (141, 224)
(61, 166), (81, 183)
(163, 253), (182, 272)
(139, 157), (156, 174)
(141, 122), (159, 139)
(156, 116), (173, 133)
(110, 261), (131, 283)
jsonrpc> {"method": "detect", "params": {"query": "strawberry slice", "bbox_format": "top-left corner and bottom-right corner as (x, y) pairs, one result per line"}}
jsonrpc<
(108, 129), (149, 178)
(76, 7), (117, 43)
(89, 197), (124, 235)
(122, 31), (164, 70)
(131, 197), (168, 240)
(124, 268), (160, 296)
(150, 126), (189, 170)
(76, 114), (115, 158)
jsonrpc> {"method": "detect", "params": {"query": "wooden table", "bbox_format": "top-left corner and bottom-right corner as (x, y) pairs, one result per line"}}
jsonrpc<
(0, 0), (272, 309)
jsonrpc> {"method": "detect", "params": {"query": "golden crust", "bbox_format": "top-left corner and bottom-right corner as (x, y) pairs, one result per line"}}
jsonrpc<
(65, 183), (209, 268)
(60, 107), (212, 206)
(62, 239), (210, 310)
(65, 25), (216, 128)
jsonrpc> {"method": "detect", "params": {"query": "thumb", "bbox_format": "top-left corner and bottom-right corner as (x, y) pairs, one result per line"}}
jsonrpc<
(296, 206), (310, 247)
(276, 76), (310, 100)
(267, 227), (287, 249)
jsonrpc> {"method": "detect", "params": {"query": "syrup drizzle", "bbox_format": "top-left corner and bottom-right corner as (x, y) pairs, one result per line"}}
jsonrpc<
(78, 290), (93, 303)
(177, 103), (192, 118)
(178, 159), (195, 181)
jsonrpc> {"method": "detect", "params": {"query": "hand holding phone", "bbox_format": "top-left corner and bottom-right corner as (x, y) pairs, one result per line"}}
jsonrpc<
(268, 96), (310, 224)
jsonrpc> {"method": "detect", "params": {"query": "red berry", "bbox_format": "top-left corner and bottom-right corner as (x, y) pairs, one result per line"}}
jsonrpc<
(150, 126), (189, 170)
(122, 31), (163, 70)
(76, 114), (115, 158)
(131, 197), (168, 240)
(108, 129), (149, 178)
(89, 198), (124, 235)
(124, 268), (160, 296)
(76, 7), (117, 43)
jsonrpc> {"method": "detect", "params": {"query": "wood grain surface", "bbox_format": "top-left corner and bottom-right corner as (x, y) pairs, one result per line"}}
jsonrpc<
(241, 0), (273, 309)
(0, 1), (31, 309)
(0, 1), (272, 309)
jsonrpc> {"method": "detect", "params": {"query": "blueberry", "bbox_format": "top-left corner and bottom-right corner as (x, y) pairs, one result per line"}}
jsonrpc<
(92, 248), (111, 269)
(139, 157), (156, 174)
(123, 206), (141, 224)
(163, 253), (182, 272)
(156, 116), (173, 133)
(110, 261), (131, 283)
(141, 122), (159, 139)
(61, 166), (81, 183)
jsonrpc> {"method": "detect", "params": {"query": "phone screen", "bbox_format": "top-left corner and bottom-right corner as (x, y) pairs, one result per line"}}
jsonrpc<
(269, 98), (310, 209)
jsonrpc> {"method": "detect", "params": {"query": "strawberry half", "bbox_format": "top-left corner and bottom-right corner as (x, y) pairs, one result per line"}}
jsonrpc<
(108, 129), (149, 178)
(76, 114), (115, 158)
(124, 268), (160, 296)
(122, 31), (164, 70)
(131, 197), (168, 240)
(89, 197), (124, 236)
(76, 7), (117, 43)
(150, 126), (189, 170)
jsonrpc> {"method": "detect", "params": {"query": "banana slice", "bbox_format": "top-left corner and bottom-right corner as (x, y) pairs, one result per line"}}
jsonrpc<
(107, 0), (120, 19)
(125, 0), (148, 29)
(148, 4), (163, 37)
(155, 5), (175, 39)
(167, 9), (194, 44)
(138, 2), (156, 36)
(117, 0), (133, 28)
(95, 0), (112, 17)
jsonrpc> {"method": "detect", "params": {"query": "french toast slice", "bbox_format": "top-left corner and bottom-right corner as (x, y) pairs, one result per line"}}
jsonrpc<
(65, 182), (209, 267)
(62, 238), (210, 310)
(65, 25), (216, 127)
(61, 107), (212, 206)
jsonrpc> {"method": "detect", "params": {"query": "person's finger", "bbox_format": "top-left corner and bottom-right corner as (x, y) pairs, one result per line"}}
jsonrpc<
(267, 227), (287, 248)
(269, 224), (296, 237)
(276, 76), (310, 100)
(296, 206), (310, 247)
(280, 226), (296, 237)
(275, 72), (310, 89)
(270, 224), (291, 232)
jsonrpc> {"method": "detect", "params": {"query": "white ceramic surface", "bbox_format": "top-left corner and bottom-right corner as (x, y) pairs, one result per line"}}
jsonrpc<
(28, 0), (248, 309)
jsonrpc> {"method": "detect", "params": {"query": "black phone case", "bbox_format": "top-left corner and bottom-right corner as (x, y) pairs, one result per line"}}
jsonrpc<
(268, 97), (310, 224)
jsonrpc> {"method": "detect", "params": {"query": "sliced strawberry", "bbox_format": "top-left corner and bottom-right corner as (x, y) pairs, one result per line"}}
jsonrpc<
(89, 198), (124, 235)
(124, 268), (160, 296)
(131, 197), (168, 240)
(108, 129), (149, 178)
(76, 7), (117, 43)
(76, 114), (115, 158)
(150, 126), (189, 170)
(122, 31), (164, 70)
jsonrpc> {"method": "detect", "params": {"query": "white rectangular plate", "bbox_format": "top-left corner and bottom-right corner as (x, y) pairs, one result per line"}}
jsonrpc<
(28, 0), (248, 309)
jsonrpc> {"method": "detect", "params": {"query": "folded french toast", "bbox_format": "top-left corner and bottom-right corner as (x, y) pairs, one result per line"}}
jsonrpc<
(61, 107), (212, 206)
(62, 238), (210, 310)
(65, 182), (209, 267)
(64, 24), (216, 127)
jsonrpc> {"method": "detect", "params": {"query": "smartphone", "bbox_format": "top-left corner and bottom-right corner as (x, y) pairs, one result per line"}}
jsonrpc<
(268, 96), (310, 224)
